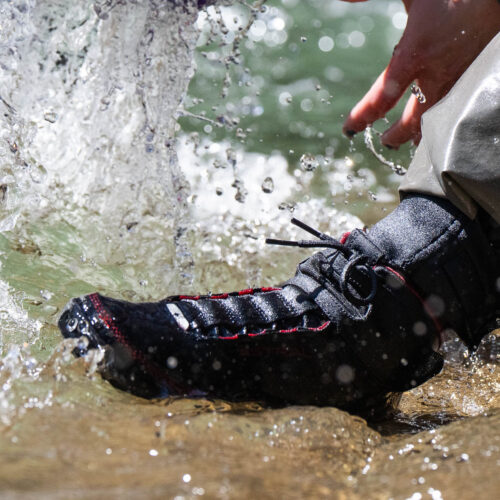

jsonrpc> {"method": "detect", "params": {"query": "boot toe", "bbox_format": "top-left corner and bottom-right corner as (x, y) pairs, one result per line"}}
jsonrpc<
(58, 295), (111, 353)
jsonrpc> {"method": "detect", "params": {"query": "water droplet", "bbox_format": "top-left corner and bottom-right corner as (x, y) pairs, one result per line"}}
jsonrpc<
(300, 153), (319, 172)
(40, 289), (53, 301)
(424, 294), (445, 317)
(43, 111), (57, 123)
(319, 35), (334, 52)
(410, 83), (427, 103)
(67, 317), (78, 332)
(149, 449), (159, 457)
(232, 178), (247, 203)
(300, 36), (307, 43)
(300, 98), (313, 112)
(413, 321), (427, 336)
(76, 336), (89, 353)
(167, 356), (178, 369)
(226, 148), (237, 167)
(278, 201), (296, 212)
(79, 318), (90, 335)
(278, 91), (292, 105)
(261, 177), (274, 193)
(336, 364), (354, 384)
(183, 473), (192, 483)
(364, 127), (407, 175)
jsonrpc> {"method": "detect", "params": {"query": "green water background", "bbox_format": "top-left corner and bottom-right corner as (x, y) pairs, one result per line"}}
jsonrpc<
(180, 0), (413, 220)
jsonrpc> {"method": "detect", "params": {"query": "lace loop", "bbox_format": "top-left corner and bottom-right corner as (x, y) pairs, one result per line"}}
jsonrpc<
(266, 218), (378, 310)
(341, 255), (378, 306)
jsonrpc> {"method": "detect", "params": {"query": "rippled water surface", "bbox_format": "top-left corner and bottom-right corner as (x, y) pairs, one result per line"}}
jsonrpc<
(0, 0), (498, 498)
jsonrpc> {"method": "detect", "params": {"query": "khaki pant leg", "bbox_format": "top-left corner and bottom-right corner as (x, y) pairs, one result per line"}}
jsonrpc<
(399, 32), (500, 222)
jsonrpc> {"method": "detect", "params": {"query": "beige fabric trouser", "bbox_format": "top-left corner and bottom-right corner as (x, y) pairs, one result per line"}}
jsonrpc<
(400, 32), (500, 222)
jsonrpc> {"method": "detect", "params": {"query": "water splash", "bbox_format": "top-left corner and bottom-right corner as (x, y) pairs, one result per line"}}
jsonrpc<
(364, 126), (407, 176)
(0, 1), (202, 292)
(0, 0), (207, 430)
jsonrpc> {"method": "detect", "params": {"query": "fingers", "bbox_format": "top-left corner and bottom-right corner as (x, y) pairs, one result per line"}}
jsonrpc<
(381, 75), (457, 148)
(342, 49), (418, 136)
(380, 94), (429, 148)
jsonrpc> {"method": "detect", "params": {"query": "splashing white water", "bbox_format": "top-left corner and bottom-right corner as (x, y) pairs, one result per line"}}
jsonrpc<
(0, 0), (202, 290)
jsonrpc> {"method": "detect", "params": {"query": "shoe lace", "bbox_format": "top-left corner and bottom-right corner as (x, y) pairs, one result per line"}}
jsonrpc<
(266, 218), (378, 308)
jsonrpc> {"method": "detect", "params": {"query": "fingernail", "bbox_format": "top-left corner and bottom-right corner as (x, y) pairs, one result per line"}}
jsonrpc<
(345, 129), (357, 138)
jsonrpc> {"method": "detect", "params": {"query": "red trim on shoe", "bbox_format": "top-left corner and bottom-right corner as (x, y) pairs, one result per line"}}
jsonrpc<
(237, 287), (281, 296)
(383, 266), (444, 339)
(340, 232), (351, 244)
(277, 327), (298, 333)
(247, 329), (266, 337)
(220, 320), (331, 339)
(89, 293), (134, 356)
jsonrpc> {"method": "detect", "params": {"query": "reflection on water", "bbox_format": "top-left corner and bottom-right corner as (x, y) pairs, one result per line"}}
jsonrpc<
(0, 0), (498, 497)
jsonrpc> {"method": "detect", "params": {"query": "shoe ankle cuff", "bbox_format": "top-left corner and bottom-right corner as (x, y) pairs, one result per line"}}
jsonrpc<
(344, 229), (386, 264)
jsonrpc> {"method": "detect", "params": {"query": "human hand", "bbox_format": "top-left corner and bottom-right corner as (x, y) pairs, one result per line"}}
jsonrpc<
(340, 0), (500, 148)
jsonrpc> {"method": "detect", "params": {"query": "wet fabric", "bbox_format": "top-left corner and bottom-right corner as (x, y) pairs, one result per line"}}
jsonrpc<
(400, 32), (500, 222)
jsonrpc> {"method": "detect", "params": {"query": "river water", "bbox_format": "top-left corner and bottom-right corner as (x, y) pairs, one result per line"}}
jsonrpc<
(0, 0), (498, 498)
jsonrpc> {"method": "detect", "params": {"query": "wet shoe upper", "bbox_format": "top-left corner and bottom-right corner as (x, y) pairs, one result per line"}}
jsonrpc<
(58, 194), (500, 411)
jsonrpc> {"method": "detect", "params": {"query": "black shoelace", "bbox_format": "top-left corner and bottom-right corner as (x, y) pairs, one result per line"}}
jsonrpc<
(266, 218), (378, 308)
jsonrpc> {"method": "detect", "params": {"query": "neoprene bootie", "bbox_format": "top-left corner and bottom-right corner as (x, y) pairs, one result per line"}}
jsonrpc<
(58, 194), (500, 412)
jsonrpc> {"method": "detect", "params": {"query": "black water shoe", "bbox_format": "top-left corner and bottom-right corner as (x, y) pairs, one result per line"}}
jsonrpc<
(58, 194), (500, 411)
